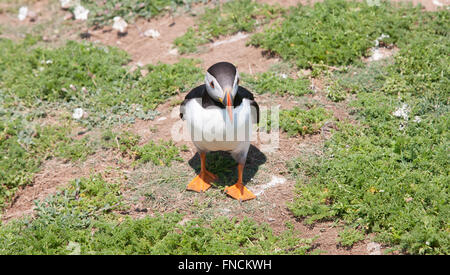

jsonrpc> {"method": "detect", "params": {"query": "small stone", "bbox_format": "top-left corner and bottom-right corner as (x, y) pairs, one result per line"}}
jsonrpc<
(168, 48), (178, 55)
(60, 0), (74, 9)
(112, 16), (128, 33)
(18, 6), (28, 21)
(392, 103), (410, 121)
(72, 108), (84, 120)
(73, 5), (89, 21)
(177, 217), (191, 226)
(63, 12), (73, 20)
(143, 29), (160, 38)
(367, 242), (381, 255)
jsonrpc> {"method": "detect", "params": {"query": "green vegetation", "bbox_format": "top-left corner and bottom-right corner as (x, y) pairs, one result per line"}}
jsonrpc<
(174, 0), (283, 53)
(288, 8), (449, 254)
(101, 130), (183, 166)
(241, 72), (311, 97)
(81, 0), (203, 27)
(0, 174), (313, 254)
(0, 113), (94, 209)
(0, 38), (202, 122)
(250, 0), (423, 68)
(280, 107), (332, 137)
(1, 0), (448, 255)
(338, 227), (365, 248)
(134, 140), (183, 166)
(0, 38), (202, 210)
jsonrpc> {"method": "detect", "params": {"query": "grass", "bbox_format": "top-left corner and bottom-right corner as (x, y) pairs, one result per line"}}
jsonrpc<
(338, 227), (365, 248)
(249, 0), (424, 68)
(287, 8), (449, 254)
(1, 0), (448, 255)
(0, 174), (314, 255)
(0, 37), (203, 210)
(81, 0), (204, 27)
(279, 107), (332, 137)
(0, 112), (94, 209)
(174, 0), (283, 54)
(241, 71), (311, 97)
(0, 37), (203, 127)
(101, 130), (183, 166)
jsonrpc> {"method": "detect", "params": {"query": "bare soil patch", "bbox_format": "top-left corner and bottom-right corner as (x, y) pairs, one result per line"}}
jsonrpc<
(2, 150), (130, 223)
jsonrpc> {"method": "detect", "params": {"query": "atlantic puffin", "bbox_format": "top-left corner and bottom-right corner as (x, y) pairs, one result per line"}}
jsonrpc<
(180, 62), (259, 201)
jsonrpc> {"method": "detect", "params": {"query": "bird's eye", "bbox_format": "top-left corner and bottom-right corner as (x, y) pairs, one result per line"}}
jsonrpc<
(210, 81), (214, 88)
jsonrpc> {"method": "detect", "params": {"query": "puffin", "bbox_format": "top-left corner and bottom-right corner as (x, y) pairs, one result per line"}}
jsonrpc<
(180, 62), (259, 201)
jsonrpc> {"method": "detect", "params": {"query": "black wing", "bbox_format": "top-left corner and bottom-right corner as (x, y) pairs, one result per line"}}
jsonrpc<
(235, 86), (259, 124)
(180, 84), (206, 120)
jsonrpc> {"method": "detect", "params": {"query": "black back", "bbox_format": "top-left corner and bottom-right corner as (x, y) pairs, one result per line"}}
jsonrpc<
(180, 85), (259, 123)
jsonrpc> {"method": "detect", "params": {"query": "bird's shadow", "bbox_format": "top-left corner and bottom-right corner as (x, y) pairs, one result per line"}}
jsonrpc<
(187, 145), (267, 188)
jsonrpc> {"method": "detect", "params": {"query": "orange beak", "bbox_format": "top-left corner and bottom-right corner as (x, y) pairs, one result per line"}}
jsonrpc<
(226, 91), (233, 122)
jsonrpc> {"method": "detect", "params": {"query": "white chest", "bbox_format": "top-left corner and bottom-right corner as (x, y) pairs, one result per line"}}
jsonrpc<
(184, 98), (253, 152)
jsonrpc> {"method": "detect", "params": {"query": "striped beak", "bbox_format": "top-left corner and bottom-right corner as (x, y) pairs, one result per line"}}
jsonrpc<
(222, 88), (234, 122)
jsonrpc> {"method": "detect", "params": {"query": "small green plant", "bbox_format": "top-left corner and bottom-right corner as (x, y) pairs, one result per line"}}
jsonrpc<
(101, 130), (140, 156)
(174, 27), (209, 54)
(338, 227), (365, 247)
(325, 83), (346, 102)
(101, 130), (183, 166)
(0, 114), (94, 209)
(279, 107), (332, 136)
(135, 140), (183, 166)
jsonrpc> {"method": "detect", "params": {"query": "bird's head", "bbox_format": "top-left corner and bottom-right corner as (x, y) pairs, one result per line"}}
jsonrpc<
(205, 62), (239, 122)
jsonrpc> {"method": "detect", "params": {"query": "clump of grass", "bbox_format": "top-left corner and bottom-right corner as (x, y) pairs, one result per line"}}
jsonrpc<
(174, 0), (283, 54)
(134, 140), (183, 166)
(288, 10), (449, 254)
(101, 130), (183, 166)
(338, 227), (365, 248)
(249, 0), (422, 68)
(325, 82), (347, 102)
(241, 72), (311, 97)
(279, 107), (332, 137)
(101, 130), (140, 155)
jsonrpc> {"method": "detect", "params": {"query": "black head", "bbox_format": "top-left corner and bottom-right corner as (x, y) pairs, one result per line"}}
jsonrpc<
(205, 62), (240, 122)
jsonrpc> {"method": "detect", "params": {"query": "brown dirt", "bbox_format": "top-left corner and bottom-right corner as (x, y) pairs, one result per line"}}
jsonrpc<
(2, 150), (130, 223)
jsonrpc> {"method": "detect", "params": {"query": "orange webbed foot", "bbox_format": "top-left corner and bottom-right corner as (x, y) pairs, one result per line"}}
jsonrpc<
(225, 182), (256, 201)
(186, 170), (217, 193)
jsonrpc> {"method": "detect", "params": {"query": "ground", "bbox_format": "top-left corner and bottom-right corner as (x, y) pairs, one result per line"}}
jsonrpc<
(0, 0), (448, 255)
